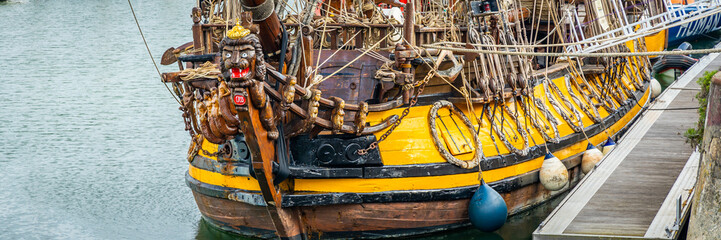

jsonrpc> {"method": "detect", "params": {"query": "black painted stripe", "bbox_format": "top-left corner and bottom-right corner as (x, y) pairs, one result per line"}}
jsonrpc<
(289, 83), (647, 179)
(189, 83), (647, 180)
(188, 149), (580, 207)
(190, 154), (253, 176)
(280, 152), (582, 207)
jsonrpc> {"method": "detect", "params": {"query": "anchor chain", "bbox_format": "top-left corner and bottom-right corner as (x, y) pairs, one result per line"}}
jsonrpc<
(357, 76), (429, 155)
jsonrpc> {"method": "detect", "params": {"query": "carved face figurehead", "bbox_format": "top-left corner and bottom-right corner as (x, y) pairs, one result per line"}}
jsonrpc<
(219, 23), (265, 85)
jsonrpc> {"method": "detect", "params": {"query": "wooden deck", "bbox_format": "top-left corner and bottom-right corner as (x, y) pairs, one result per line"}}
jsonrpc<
(533, 47), (721, 239)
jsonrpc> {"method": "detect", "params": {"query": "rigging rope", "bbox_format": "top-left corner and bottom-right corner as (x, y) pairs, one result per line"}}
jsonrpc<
(430, 6), (721, 50)
(312, 34), (390, 86)
(421, 44), (721, 57)
(127, 0), (181, 106)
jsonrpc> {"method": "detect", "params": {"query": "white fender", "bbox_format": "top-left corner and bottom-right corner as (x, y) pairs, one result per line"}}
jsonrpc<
(651, 78), (662, 98)
(582, 144), (603, 174)
(540, 153), (569, 191)
(602, 138), (617, 155)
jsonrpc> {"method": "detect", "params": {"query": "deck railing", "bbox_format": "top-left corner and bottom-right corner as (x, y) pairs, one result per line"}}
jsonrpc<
(565, 0), (721, 53)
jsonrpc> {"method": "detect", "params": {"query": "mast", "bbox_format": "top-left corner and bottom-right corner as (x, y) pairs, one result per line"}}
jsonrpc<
(399, 0), (416, 103)
(403, 0), (415, 46)
(241, 0), (283, 54)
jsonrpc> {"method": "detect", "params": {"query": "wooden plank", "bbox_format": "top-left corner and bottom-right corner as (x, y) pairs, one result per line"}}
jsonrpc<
(535, 73), (692, 235)
(546, 94), (696, 237)
(644, 151), (699, 239)
(536, 110), (695, 238)
(564, 130), (693, 235)
(534, 41), (721, 240)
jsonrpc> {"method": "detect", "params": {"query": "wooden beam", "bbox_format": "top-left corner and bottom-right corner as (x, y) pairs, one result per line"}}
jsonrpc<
(235, 87), (304, 239)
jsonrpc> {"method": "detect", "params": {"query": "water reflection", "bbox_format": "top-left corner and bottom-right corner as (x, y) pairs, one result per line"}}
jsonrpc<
(0, 0), (718, 239)
(192, 193), (566, 240)
(195, 218), (254, 240)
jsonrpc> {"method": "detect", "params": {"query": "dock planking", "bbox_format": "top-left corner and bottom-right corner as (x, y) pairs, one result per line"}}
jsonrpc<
(563, 86), (697, 237)
(533, 44), (721, 240)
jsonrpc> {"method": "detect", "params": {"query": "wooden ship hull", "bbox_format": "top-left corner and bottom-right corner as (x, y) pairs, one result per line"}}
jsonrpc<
(158, 0), (669, 238)
(667, 4), (721, 45)
(185, 79), (650, 239)
(183, 70), (652, 238)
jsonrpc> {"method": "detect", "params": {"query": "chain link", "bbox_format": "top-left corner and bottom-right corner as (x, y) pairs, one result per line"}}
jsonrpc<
(357, 78), (429, 155)
(201, 148), (220, 157)
(187, 134), (223, 163)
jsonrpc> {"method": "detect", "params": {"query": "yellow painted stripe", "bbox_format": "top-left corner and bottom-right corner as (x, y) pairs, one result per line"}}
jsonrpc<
(190, 86), (649, 193)
(198, 138), (219, 160)
(189, 75), (650, 193)
(188, 165), (261, 191)
(190, 88), (647, 193)
(293, 87), (650, 193)
(369, 75), (624, 165)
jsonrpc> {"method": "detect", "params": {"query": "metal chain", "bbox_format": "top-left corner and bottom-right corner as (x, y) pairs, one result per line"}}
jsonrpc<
(357, 79), (429, 155)
(187, 135), (230, 163)
(200, 148), (220, 157)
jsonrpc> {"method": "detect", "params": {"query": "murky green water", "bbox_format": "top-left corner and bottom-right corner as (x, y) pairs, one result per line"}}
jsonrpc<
(0, 0), (717, 239)
(655, 30), (721, 88)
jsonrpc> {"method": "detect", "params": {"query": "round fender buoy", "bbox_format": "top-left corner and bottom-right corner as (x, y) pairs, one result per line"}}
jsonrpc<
(468, 182), (508, 232)
(650, 78), (662, 98)
(539, 153), (569, 191)
(581, 143), (603, 174)
(602, 137), (616, 155)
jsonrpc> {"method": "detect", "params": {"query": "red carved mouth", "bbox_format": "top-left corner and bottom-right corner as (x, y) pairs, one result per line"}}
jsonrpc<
(231, 68), (250, 79)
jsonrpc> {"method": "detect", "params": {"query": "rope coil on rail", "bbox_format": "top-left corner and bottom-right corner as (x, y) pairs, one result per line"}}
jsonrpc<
(179, 62), (221, 81)
(501, 104), (531, 156)
(549, 79), (585, 131)
(532, 96), (561, 142)
(544, 80), (582, 133)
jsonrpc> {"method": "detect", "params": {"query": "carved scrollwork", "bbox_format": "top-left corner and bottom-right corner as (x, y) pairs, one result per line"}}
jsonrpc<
(282, 77), (297, 107)
(355, 102), (368, 135)
(329, 97), (345, 134)
(197, 94), (224, 144)
(218, 81), (240, 126)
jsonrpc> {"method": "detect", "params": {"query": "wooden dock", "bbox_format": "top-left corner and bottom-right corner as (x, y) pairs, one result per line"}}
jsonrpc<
(533, 47), (721, 239)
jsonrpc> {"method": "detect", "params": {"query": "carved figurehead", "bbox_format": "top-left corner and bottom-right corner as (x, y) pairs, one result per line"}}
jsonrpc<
(220, 22), (266, 87)
(219, 21), (278, 140)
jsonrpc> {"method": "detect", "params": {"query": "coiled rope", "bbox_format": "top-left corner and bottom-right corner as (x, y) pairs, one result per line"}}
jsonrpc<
(428, 100), (483, 169)
(179, 62), (221, 81)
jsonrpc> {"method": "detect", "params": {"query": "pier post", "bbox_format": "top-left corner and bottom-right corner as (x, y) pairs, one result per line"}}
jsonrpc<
(687, 72), (721, 239)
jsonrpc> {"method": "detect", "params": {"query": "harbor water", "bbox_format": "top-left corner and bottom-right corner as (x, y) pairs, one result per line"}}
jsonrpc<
(0, 0), (718, 239)
(656, 30), (721, 88)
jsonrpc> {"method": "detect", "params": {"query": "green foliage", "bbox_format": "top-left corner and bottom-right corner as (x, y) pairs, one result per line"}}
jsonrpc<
(685, 70), (717, 148)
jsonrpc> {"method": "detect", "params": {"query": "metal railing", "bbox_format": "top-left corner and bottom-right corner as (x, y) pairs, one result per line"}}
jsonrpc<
(564, 0), (721, 53)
